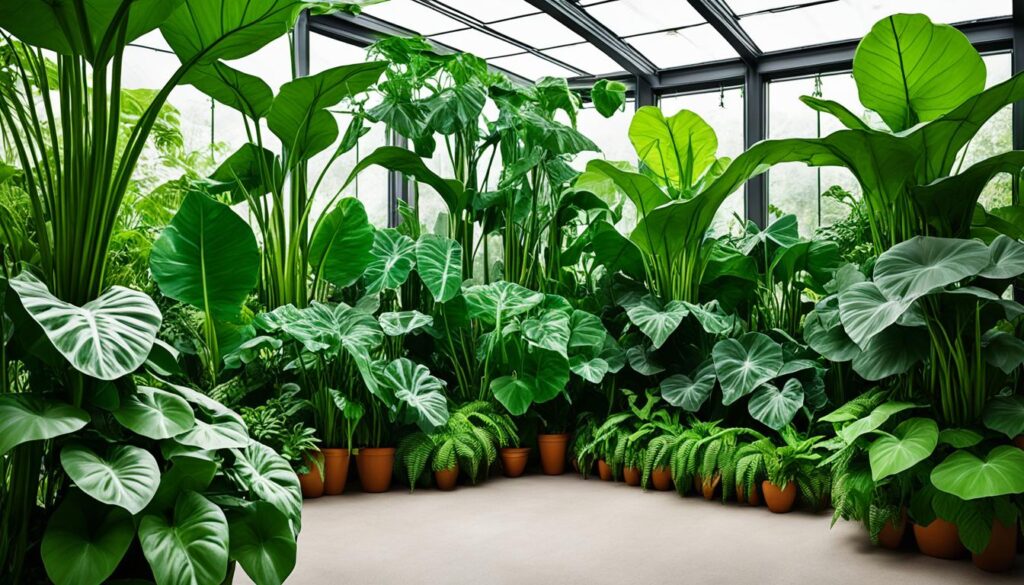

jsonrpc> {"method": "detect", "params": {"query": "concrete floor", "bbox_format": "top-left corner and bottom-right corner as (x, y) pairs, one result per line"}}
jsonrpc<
(236, 474), (1021, 585)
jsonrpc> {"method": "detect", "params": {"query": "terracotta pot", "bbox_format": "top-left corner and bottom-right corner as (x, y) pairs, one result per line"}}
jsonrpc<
(537, 433), (569, 475)
(356, 447), (395, 493)
(877, 510), (907, 550)
(623, 467), (641, 486)
(597, 459), (613, 481)
(297, 451), (324, 499)
(434, 465), (459, 491)
(973, 519), (1018, 572)
(1014, 435), (1024, 450)
(695, 474), (720, 500)
(914, 518), (966, 559)
(500, 447), (531, 478)
(651, 467), (672, 491)
(737, 485), (761, 506)
(322, 448), (350, 495)
(762, 480), (797, 513)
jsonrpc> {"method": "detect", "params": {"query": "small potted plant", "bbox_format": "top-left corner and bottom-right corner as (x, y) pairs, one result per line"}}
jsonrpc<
(749, 427), (826, 513)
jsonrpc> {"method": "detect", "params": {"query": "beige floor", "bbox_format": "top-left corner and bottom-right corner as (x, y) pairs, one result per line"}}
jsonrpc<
(236, 473), (1021, 585)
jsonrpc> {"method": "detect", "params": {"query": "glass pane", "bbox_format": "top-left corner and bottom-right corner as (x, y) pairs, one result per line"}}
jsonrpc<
(310, 31), (370, 73)
(727, 0), (822, 16)
(574, 101), (637, 230)
(584, 0), (704, 37)
(741, 0), (1012, 52)
(430, 29), (522, 58)
(661, 88), (746, 235)
(627, 25), (738, 68)
(962, 53), (1013, 211)
(542, 43), (623, 76)
(487, 53), (578, 80)
(489, 13), (584, 48)
(439, 0), (538, 22)
(361, 0), (465, 35)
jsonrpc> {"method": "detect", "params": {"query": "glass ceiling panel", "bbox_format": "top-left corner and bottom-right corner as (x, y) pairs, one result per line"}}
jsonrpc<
(488, 53), (579, 80)
(739, 0), (1012, 52)
(543, 43), (623, 76)
(628, 24), (739, 68)
(437, 0), (538, 23)
(430, 28), (523, 58)
(489, 12), (584, 48)
(361, 0), (465, 36)
(584, 0), (705, 37)
(727, 0), (822, 15)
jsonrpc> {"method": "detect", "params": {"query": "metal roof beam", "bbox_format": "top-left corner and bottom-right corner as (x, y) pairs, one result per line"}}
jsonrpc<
(523, 0), (658, 85)
(687, 0), (761, 65)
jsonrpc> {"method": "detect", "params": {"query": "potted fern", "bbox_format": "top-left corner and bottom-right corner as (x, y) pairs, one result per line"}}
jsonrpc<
(746, 427), (828, 513)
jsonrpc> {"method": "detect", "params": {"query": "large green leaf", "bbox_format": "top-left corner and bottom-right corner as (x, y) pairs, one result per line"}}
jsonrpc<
(587, 221), (646, 280)
(979, 233), (1024, 279)
(61, 444), (160, 515)
(363, 228), (416, 293)
(873, 236), (990, 300)
(378, 358), (449, 432)
(10, 272), (162, 380)
(114, 386), (195, 440)
(803, 310), (859, 362)
(569, 356), (610, 384)
(208, 144), (280, 203)
(982, 395), (1024, 439)
(0, 394), (89, 456)
(161, 0), (306, 64)
(149, 456), (219, 512)
(591, 79), (627, 118)
(983, 331), (1024, 375)
(748, 379), (805, 431)
(173, 411), (250, 451)
(628, 106), (717, 191)
(183, 61), (273, 119)
(150, 192), (259, 321)
(850, 325), (929, 381)
(344, 146), (466, 213)
(522, 310), (571, 357)
(490, 377), (533, 417)
(139, 491), (229, 585)
(624, 296), (689, 349)
(837, 281), (915, 348)
(931, 446), (1024, 500)
(415, 235), (462, 303)
(227, 502), (296, 585)
(867, 417), (939, 481)
(42, 491), (134, 585)
(228, 442), (303, 526)
(277, 302), (384, 355)
(425, 82), (487, 134)
(661, 372), (716, 412)
(853, 14), (985, 133)
(463, 281), (544, 325)
(712, 332), (783, 405)
(568, 310), (606, 351)
(587, 160), (670, 218)
(268, 62), (387, 162)
(378, 311), (433, 337)
(308, 197), (375, 289)
(838, 401), (920, 444)
(0, 0), (180, 62)
(913, 152), (1024, 238)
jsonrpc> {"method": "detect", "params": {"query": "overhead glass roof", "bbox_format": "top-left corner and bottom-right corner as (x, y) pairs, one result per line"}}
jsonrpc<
(356, 0), (1012, 81)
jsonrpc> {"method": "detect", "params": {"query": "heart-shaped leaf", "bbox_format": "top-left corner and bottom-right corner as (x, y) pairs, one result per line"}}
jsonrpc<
(712, 332), (782, 405)
(491, 376), (533, 417)
(838, 401), (920, 444)
(868, 417), (939, 481)
(624, 296), (689, 349)
(228, 442), (302, 526)
(378, 358), (449, 432)
(139, 491), (229, 585)
(10, 272), (162, 380)
(850, 325), (928, 381)
(982, 395), (1024, 439)
(227, 502), (296, 585)
(626, 345), (665, 376)
(174, 410), (250, 451)
(569, 355), (609, 384)
(463, 281), (544, 325)
(415, 234), (462, 302)
(42, 491), (134, 585)
(629, 106), (716, 191)
(661, 372), (715, 412)
(838, 281), (915, 348)
(930, 446), (1024, 500)
(982, 332), (1024, 375)
(0, 394), (88, 456)
(378, 311), (433, 337)
(522, 310), (571, 357)
(308, 197), (375, 289)
(568, 310), (607, 350)
(114, 386), (195, 440)
(978, 234), (1024, 279)
(61, 444), (160, 514)
(748, 378), (805, 430)
(873, 236), (990, 301)
(363, 228), (416, 294)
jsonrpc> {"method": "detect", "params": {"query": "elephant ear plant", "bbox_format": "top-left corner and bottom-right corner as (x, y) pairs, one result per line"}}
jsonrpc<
(0, 1), (374, 582)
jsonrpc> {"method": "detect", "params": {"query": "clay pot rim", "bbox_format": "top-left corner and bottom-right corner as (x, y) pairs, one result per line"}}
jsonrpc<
(321, 447), (349, 455)
(537, 433), (570, 441)
(501, 447), (532, 454)
(357, 447), (396, 455)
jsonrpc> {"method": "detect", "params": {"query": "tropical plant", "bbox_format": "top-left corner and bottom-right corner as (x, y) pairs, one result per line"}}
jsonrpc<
(741, 426), (830, 508)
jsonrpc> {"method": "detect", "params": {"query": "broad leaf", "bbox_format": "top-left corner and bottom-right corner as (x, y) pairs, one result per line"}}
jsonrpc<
(379, 311), (433, 337)
(628, 106), (717, 191)
(522, 310), (571, 357)
(712, 332), (782, 405)
(344, 146), (466, 213)
(838, 401), (920, 444)
(208, 144), (280, 203)
(867, 417), (939, 481)
(931, 446), (1024, 500)
(463, 281), (544, 325)
(624, 296), (689, 349)
(11, 272), (162, 380)
(161, 0), (306, 64)
(415, 235), (462, 302)
(61, 444), (160, 514)
(363, 228), (416, 293)
(983, 331), (1024, 375)
(114, 386), (195, 440)
(661, 372), (715, 412)
(748, 379), (805, 430)
(0, 395), (88, 456)
(184, 61), (273, 119)
(591, 79), (627, 118)
(151, 192), (258, 320)
(838, 281), (915, 348)
(227, 502), (296, 585)
(308, 198), (375, 289)
(490, 377), (532, 417)
(853, 13), (985, 132)
(850, 325), (928, 381)
(174, 412), (250, 451)
(873, 236), (990, 300)
(42, 491), (134, 585)
(982, 395), (1024, 439)
(378, 358), (449, 431)
(569, 355), (609, 384)
(228, 442), (303, 526)
(139, 491), (229, 585)
(978, 234), (1024, 279)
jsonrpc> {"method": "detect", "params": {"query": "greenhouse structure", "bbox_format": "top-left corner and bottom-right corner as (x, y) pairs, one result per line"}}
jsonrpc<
(2, 0), (1024, 583)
